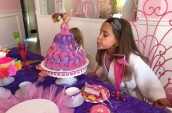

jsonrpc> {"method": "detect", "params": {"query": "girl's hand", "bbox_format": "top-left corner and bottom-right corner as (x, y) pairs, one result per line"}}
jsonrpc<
(87, 71), (97, 76)
(153, 98), (172, 108)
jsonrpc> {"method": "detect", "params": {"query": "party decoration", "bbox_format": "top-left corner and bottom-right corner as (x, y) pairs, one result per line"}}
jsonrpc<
(0, 51), (22, 86)
(55, 0), (65, 13)
(13, 32), (20, 47)
(0, 85), (74, 113)
(18, 42), (27, 68)
(76, 0), (97, 17)
(0, 59), (22, 79)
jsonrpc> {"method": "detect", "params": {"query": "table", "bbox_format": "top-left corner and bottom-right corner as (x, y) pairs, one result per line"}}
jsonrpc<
(2, 48), (170, 113)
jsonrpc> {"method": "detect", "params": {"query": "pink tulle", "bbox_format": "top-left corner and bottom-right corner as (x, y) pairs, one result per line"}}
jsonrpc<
(0, 85), (74, 113)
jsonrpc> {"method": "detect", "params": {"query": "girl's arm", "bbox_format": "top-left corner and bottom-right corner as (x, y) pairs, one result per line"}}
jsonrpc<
(88, 65), (104, 78)
(133, 56), (171, 107)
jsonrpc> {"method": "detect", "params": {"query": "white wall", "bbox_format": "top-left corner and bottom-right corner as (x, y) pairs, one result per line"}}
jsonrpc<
(36, 15), (104, 57)
(0, 10), (25, 48)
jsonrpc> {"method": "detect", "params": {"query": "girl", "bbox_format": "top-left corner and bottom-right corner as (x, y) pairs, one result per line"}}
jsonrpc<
(88, 17), (171, 107)
(69, 27), (84, 46)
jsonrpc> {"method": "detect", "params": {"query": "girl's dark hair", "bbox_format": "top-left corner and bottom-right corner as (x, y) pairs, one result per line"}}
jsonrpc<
(96, 18), (149, 80)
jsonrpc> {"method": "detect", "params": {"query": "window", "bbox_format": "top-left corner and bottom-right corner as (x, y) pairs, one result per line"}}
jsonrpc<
(38, 0), (138, 20)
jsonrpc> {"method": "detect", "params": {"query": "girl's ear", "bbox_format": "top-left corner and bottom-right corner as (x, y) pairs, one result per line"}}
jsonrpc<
(116, 39), (120, 47)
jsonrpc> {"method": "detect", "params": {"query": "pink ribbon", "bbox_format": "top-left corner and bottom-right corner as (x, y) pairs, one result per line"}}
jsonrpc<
(114, 54), (129, 95)
(56, 0), (63, 8)
(81, 0), (91, 16)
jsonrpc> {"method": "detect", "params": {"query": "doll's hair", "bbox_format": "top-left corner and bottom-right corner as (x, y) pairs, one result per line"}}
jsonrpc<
(96, 17), (149, 80)
(69, 27), (84, 46)
(52, 12), (67, 22)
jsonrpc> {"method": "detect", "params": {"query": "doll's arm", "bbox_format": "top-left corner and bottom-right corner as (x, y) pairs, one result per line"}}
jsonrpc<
(66, 9), (73, 23)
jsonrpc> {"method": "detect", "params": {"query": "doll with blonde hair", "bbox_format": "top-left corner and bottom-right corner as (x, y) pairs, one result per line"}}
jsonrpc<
(43, 9), (87, 72)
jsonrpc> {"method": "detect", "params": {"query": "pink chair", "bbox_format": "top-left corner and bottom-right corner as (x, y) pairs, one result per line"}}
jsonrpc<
(129, 0), (172, 104)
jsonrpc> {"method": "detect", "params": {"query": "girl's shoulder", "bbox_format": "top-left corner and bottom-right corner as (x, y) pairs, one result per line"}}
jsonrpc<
(129, 53), (144, 67)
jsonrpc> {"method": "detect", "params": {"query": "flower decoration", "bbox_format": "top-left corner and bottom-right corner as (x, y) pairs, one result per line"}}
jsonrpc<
(0, 48), (10, 54)
(14, 60), (22, 70)
(0, 59), (22, 79)
(0, 49), (22, 79)
(8, 64), (17, 76)
(0, 68), (9, 79)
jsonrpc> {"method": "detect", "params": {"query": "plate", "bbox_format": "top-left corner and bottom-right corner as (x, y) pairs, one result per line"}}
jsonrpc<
(40, 59), (89, 78)
(167, 107), (172, 112)
(6, 99), (59, 113)
(81, 85), (110, 103)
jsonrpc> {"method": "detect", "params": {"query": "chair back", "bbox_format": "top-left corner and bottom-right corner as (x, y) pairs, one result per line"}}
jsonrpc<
(129, 0), (172, 103)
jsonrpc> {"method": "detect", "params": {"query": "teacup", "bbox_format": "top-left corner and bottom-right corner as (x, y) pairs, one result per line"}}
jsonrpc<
(0, 87), (11, 99)
(65, 87), (84, 107)
(19, 81), (32, 91)
(1, 77), (12, 85)
(0, 87), (6, 95)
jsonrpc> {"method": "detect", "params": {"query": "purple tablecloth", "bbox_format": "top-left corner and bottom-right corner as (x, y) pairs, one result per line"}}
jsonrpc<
(4, 48), (170, 113)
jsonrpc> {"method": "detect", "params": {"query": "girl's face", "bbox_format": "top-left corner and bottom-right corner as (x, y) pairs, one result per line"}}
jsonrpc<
(97, 22), (119, 51)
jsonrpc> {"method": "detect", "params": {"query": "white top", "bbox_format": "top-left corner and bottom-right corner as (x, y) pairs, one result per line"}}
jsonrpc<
(96, 53), (166, 102)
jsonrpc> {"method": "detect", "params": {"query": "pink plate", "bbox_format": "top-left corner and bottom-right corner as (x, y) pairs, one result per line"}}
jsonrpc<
(81, 85), (110, 103)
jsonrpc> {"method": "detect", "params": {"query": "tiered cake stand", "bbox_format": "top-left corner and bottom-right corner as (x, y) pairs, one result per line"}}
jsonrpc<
(40, 59), (89, 86)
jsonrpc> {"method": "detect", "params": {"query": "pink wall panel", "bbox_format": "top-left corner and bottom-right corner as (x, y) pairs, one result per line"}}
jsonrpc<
(0, 0), (21, 10)
(34, 0), (38, 11)
(141, 0), (172, 18)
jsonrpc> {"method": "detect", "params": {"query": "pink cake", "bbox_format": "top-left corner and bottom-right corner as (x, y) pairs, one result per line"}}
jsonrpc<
(0, 57), (13, 68)
(44, 24), (87, 71)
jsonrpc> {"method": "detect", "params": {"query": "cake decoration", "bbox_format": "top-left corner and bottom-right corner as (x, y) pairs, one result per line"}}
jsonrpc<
(40, 10), (88, 81)
(0, 51), (22, 79)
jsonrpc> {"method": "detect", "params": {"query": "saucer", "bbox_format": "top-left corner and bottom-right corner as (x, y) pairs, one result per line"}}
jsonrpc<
(0, 77), (15, 86)
(0, 87), (12, 99)
(15, 88), (28, 98)
(19, 81), (32, 89)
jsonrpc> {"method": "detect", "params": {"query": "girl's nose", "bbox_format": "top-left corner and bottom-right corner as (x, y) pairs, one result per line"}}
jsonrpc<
(97, 34), (102, 40)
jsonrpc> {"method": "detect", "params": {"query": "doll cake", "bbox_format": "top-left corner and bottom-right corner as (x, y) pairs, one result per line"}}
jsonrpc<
(43, 29), (87, 71)
(0, 52), (14, 69)
(0, 57), (14, 69)
(41, 12), (88, 80)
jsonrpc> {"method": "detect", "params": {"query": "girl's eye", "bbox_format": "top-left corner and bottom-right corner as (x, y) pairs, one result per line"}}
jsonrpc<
(104, 33), (108, 37)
